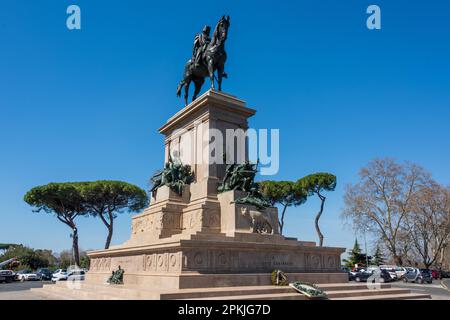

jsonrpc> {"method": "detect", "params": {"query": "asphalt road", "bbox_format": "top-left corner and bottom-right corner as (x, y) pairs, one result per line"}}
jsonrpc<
(0, 281), (52, 300)
(1, 280), (449, 300)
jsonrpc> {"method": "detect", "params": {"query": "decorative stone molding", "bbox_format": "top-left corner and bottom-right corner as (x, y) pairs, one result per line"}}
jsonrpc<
(143, 254), (157, 272)
(91, 257), (111, 272)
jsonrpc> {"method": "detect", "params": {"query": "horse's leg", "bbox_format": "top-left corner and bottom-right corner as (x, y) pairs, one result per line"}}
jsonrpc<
(192, 78), (205, 101)
(184, 80), (191, 106)
(217, 64), (225, 91)
(207, 58), (215, 90)
(176, 80), (185, 97)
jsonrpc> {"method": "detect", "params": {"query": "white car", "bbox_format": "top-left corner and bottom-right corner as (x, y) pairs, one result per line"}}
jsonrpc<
(15, 269), (38, 281)
(394, 267), (408, 279)
(67, 270), (85, 281)
(379, 265), (407, 280)
(51, 269), (68, 282)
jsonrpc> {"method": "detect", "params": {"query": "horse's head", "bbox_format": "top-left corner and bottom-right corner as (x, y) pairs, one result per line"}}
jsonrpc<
(214, 15), (230, 44)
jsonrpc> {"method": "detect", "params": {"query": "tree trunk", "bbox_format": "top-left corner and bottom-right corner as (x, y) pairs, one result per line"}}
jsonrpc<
(279, 205), (288, 235)
(97, 210), (114, 250)
(72, 227), (80, 266)
(105, 217), (114, 249)
(393, 254), (403, 266)
(315, 194), (325, 247)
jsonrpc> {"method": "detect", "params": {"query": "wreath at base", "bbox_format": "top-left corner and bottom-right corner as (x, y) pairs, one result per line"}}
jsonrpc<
(289, 281), (327, 299)
(271, 269), (288, 286)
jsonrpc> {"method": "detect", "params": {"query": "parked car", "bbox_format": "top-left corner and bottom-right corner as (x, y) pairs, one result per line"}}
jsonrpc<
(51, 269), (68, 282)
(354, 269), (392, 283)
(380, 267), (398, 280)
(347, 272), (355, 281)
(350, 267), (365, 275)
(354, 271), (371, 282)
(403, 268), (433, 284)
(36, 268), (53, 281)
(377, 269), (394, 283)
(67, 270), (85, 281)
(341, 267), (355, 281)
(430, 270), (440, 279)
(393, 266), (408, 279)
(442, 270), (450, 278)
(366, 266), (384, 274)
(421, 269), (433, 279)
(0, 270), (15, 283)
(15, 269), (38, 281)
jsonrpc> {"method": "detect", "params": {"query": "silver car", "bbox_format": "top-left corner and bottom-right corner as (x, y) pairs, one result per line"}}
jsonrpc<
(15, 269), (38, 281)
(67, 270), (85, 281)
(403, 268), (433, 284)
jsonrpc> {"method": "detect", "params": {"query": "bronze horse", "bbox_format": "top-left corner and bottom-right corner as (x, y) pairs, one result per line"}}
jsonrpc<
(176, 16), (230, 105)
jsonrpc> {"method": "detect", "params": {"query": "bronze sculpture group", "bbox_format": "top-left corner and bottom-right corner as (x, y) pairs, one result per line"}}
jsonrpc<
(150, 157), (271, 211)
(176, 16), (230, 105)
(150, 156), (194, 197)
(107, 266), (124, 285)
(218, 161), (271, 210)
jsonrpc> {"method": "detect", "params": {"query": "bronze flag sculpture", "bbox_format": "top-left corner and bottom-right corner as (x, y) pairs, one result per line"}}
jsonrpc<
(176, 16), (230, 105)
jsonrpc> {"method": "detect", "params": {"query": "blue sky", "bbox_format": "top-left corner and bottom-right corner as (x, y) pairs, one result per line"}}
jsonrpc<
(0, 0), (449, 256)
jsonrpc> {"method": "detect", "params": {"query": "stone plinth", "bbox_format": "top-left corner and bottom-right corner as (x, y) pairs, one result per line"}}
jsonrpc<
(218, 190), (280, 236)
(159, 90), (256, 207)
(86, 90), (347, 292)
(88, 233), (346, 289)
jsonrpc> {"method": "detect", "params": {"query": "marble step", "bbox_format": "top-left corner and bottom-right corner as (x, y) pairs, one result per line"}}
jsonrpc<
(187, 292), (307, 300)
(325, 288), (410, 299)
(318, 283), (391, 291)
(33, 283), (298, 300)
(30, 281), (428, 300)
(160, 286), (295, 299)
(333, 293), (431, 300)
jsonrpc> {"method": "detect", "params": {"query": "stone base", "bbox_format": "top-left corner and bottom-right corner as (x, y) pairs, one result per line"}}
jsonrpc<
(86, 272), (348, 290)
(88, 232), (344, 290)
(32, 279), (432, 300)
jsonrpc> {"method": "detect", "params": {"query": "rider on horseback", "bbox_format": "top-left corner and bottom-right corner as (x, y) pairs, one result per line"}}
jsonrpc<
(177, 16), (230, 105)
(192, 25), (211, 68)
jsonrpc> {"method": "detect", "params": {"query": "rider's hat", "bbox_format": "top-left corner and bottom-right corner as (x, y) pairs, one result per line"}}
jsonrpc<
(203, 25), (211, 33)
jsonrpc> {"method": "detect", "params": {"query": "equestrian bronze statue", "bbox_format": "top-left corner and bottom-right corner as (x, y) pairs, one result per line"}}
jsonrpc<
(176, 16), (230, 105)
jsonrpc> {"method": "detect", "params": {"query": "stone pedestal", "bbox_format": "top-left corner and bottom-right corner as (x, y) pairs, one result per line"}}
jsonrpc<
(218, 190), (280, 236)
(86, 90), (347, 290)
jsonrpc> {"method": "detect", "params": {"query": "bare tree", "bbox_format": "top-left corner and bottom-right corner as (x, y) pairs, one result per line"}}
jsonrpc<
(342, 158), (431, 265)
(405, 183), (450, 268)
